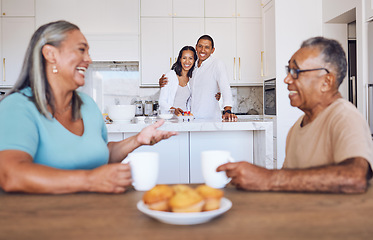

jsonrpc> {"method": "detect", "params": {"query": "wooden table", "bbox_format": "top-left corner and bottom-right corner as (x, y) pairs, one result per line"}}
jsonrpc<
(1, 183), (373, 240)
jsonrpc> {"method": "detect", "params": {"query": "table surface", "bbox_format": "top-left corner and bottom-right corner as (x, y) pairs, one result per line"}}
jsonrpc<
(1, 183), (373, 240)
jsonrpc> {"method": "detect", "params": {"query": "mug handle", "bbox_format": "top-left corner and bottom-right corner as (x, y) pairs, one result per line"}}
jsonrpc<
(121, 158), (136, 187)
(225, 156), (235, 184)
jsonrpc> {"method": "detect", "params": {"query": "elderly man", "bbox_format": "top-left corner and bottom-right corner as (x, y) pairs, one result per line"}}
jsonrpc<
(218, 37), (373, 193)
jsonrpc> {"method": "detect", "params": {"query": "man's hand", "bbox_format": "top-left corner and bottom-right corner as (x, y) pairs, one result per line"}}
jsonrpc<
(217, 161), (271, 191)
(222, 107), (237, 122)
(159, 74), (168, 88)
(215, 92), (221, 101)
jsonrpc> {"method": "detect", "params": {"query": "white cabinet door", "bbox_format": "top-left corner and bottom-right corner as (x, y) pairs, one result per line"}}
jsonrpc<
(205, 0), (235, 17)
(1, 17), (35, 87)
(36, 0), (139, 35)
(2, 0), (35, 16)
(262, 0), (276, 79)
(125, 132), (190, 184)
(237, 0), (261, 18)
(205, 18), (236, 83)
(189, 131), (254, 183)
(140, 0), (172, 17)
(237, 18), (262, 84)
(173, 0), (204, 17)
(140, 18), (173, 85)
(173, 18), (204, 56)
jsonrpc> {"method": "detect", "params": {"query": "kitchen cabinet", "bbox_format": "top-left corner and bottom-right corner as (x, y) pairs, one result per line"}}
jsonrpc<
(140, 0), (204, 17)
(140, 0), (262, 86)
(0, 18), (35, 87)
(1, 0), (35, 16)
(205, 0), (261, 18)
(261, 0), (276, 79)
(189, 131), (254, 183)
(205, 17), (262, 85)
(36, 0), (139, 61)
(106, 119), (274, 184)
(140, 17), (204, 85)
(108, 132), (190, 184)
(140, 18), (173, 85)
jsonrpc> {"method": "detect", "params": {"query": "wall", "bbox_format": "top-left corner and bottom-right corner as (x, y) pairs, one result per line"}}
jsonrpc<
(275, 0), (323, 168)
(322, 0), (367, 118)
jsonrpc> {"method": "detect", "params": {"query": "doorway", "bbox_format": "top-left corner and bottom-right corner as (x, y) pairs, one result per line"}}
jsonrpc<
(347, 21), (357, 107)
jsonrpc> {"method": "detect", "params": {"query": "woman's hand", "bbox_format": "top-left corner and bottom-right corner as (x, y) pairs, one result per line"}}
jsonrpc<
(136, 119), (177, 145)
(87, 163), (133, 193)
(171, 107), (184, 116)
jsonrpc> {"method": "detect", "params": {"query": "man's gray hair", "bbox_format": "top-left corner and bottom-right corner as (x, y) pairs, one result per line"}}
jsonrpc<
(301, 36), (347, 87)
(9, 20), (82, 120)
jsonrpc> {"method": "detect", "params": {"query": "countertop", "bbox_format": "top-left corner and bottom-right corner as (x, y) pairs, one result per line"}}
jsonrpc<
(106, 115), (275, 133)
(1, 183), (372, 240)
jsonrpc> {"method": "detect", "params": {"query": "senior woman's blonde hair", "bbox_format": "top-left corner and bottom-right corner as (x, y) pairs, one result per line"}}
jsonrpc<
(9, 20), (83, 120)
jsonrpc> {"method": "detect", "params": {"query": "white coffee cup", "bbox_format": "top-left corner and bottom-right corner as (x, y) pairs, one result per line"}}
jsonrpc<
(121, 152), (159, 191)
(201, 150), (235, 189)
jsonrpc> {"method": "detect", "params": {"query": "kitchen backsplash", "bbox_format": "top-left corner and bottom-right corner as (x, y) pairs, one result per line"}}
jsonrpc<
(80, 61), (263, 115)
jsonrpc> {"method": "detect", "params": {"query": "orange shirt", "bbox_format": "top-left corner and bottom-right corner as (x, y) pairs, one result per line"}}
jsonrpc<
(283, 98), (373, 169)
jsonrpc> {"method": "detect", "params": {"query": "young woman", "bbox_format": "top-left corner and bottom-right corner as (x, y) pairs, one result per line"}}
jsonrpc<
(159, 46), (197, 115)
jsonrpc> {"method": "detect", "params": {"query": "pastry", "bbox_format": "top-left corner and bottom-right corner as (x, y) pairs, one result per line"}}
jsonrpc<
(143, 185), (174, 211)
(196, 185), (224, 211)
(169, 189), (205, 213)
(172, 184), (194, 193)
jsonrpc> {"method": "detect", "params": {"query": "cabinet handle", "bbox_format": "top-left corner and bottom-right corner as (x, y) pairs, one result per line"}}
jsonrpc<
(233, 57), (236, 80)
(261, 51), (264, 77)
(239, 57), (241, 80)
(170, 57), (172, 68)
(2, 58), (5, 82)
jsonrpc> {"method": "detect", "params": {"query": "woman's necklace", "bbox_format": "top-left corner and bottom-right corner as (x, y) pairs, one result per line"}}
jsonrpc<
(179, 75), (189, 87)
(54, 104), (72, 116)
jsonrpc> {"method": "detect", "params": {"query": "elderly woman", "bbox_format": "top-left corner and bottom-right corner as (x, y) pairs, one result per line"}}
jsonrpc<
(218, 37), (373, 193)
(0, 20), (176, 194)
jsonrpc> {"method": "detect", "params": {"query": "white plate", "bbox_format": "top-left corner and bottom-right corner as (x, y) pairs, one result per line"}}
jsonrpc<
(137, 198), (232, 225)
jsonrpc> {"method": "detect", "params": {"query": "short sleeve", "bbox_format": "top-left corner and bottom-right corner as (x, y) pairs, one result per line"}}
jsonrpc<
(0, 94), (39, 157)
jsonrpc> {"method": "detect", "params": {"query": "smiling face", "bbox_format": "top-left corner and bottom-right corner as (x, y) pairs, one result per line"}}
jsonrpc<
(54, 29), (92, 89)
(180, 50), (195, 72)
(284, 47), (327, 112)
(195, 39), (215, 65)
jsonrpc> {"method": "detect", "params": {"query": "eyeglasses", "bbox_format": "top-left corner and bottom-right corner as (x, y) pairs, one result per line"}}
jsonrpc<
(285, 65), (329, 79)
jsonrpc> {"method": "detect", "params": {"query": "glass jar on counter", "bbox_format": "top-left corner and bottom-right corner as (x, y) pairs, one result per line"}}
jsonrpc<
(153, 100), (159, 116)
(144, 100), (153, 116)
(134, 100), (144, 116)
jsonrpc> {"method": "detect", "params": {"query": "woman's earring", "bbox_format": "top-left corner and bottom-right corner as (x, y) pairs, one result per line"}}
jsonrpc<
(52, 65), (58, 74)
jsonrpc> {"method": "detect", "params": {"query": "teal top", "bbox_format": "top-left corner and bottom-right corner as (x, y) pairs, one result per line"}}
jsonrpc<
(0, 88), (109, 170)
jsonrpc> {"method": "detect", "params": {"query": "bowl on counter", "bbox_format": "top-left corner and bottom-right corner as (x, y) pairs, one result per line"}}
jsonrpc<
(158, 109), (175, 120)
(108, 105), (136, 123)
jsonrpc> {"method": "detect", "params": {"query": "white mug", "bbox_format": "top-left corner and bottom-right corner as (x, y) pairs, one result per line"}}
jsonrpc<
(121, 152), (159, 191)
(201, 150), (235, 189)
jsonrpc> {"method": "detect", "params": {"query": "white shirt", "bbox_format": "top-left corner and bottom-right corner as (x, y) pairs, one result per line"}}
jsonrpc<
(190, 56), (233, 119)
(173, 85), (191, 110)
(158, 70), (191, 112)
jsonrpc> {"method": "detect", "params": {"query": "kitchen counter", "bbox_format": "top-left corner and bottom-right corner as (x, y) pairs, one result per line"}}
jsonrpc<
(106, 116), (274, 184)
(1, 183), (372, 240)
(106, 115), (275, 133)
